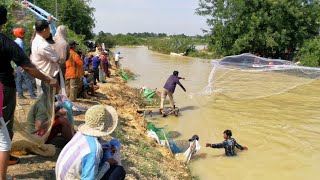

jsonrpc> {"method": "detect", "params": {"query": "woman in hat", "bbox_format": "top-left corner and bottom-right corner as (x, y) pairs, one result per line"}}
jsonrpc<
(55, 105), (125, 180)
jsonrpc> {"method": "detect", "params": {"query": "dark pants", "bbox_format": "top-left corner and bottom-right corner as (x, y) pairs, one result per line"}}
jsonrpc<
(2, 84), (16, 140)
(15, 66), (36, 98)
(93, 68), (99, 85)
(60, 63), (66, 80)
(101, 166), (126, 180)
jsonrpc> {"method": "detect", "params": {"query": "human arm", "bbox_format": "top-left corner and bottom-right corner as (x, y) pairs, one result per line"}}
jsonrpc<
(73, 53), (84, 67)
(21, 63), (59, 88)
(81, 152), (110, 180)
(178, 82), (186, 92)
(205, 141), (226, 148)
(178, 77), (185, 80)
(4, 37), (58, 88)
(234, 140), (248, 150)
(34, 120), (50, 132)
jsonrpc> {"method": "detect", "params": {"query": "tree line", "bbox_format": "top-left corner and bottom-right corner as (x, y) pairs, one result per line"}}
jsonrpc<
(197, 0), (320, 66)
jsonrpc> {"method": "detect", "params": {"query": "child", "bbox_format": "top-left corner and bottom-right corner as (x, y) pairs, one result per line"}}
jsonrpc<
(206, 130), (248, 156)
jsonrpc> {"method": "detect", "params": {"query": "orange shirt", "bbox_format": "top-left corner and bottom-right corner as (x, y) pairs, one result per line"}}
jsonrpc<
(65, 49), (84, 79)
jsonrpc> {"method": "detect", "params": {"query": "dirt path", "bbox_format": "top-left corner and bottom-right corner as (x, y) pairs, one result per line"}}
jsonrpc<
(7, 69), (191, 180)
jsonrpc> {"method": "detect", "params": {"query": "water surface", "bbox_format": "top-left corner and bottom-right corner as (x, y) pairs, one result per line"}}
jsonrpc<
(116, 46), (320, 180)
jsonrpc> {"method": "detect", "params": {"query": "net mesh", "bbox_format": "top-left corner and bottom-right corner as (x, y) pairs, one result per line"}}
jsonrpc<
(200, 53), (320, 99)
(15, 84), (56, 145)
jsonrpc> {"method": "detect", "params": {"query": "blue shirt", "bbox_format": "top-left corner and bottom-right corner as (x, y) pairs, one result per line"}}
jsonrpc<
(163, 75), (182, 93)
(14, 38), (26, 54)
(84, 57), (91, 69)
(92, 56), (100, 69)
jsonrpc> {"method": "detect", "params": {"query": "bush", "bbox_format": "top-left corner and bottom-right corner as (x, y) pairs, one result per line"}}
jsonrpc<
(296, 37), (320, 67)
(147, 38), (196, 55)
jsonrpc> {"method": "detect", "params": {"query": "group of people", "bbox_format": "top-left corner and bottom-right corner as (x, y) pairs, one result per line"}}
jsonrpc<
(0, 3), (250, 179)
(0, 5), (126, 180)
(161, 71), (248, 157)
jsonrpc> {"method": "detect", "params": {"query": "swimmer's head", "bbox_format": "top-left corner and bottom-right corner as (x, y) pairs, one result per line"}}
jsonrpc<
(223, 129), (232, 139)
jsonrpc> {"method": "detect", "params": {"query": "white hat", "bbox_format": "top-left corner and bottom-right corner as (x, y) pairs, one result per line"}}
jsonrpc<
(78, 105), (118, 137)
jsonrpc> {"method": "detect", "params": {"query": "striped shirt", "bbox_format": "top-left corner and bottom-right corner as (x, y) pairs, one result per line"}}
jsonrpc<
(55, 132), (110, 180)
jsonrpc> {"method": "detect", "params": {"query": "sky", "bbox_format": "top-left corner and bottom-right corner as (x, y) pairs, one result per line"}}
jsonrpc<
(90, 0), (208, 36)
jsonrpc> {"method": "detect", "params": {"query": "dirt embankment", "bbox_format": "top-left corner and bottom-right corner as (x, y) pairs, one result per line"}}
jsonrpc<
(7, 68), (192, 180)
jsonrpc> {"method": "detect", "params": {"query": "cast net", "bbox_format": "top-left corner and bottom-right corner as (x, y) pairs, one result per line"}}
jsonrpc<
(200, 53), (320, 99)
(15, 84), (56, 145)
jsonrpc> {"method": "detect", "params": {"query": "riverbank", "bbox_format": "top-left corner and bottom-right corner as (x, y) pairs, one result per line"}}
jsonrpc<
(7, 68), (192, 179)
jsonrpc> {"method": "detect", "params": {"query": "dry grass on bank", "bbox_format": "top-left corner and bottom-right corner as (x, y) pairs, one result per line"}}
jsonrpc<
(7, 68), (192, 180)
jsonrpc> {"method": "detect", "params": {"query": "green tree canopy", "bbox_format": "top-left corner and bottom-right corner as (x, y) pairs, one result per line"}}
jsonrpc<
(196, 0), (320, 59)
(32, 0), (95, 40)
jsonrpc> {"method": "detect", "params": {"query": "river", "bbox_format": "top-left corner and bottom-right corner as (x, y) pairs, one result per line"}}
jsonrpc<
(115, 46), (320, 180)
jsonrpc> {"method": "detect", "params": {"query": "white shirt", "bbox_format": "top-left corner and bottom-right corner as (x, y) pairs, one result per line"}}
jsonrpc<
(31, 34), (60, 77)
(115, 54), (120, 62)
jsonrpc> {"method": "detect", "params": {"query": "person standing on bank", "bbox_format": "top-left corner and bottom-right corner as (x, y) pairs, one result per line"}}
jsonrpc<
(65, 40), (83, 101)
(53, 25), (70, 79)
(160, 71), (186, 115)
(30, 19), (60, 93)
(0, 5), (59, 167)
(92, 53), (101, 85)
(13, 27), (37, 99)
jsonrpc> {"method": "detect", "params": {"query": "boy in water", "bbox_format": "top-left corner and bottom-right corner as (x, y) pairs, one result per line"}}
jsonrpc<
(206, 130), (248, 156)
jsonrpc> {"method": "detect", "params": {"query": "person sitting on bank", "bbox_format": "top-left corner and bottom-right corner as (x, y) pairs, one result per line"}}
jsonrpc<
(205, 130), (248, 156)
(55, 105), (126, 180)
(27, 84), (74, 144)
(81, 71), (99, 96)
(160, 71), (186, 115)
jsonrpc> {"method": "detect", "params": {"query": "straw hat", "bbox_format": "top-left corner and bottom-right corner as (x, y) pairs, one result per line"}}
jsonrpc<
(78, 105), (118, 137)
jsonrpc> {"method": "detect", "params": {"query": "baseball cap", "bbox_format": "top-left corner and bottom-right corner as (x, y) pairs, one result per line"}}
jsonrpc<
(69, 40), (79, 46)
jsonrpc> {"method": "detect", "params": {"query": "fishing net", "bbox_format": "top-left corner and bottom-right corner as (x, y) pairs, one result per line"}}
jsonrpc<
(200, 53), (320, 99)
(15, 83), (56, 145)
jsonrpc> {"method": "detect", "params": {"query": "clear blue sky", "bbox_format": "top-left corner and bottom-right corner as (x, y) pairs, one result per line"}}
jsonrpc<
(90, 0), (208, 35)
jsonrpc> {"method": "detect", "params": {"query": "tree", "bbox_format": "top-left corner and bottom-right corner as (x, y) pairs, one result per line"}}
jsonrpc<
(32, 0), (95, 40)
(296, 37), (320, 67)
(95, 31), (116, 48)
(196, 0), (320, 59)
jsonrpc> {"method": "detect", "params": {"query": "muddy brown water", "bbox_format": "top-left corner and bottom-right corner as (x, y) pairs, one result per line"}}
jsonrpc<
(115, 46), (320, 180)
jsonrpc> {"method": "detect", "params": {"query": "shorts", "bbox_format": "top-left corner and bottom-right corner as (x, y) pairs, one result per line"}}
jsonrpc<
(0, 117), (12, 151)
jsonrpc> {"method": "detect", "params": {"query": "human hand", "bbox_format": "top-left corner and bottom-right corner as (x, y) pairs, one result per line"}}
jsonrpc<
(49, 78), (60, 89)
(106, 159), (118, 166)
(243, 146), (248, 150)
(205, 143), (211, 147)
(47, 15), (53, 23)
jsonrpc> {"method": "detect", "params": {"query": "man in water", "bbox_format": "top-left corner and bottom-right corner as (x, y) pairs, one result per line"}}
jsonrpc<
(206, 130), (248, 156)
(114, 51), (122, 68)
(160, 71), (186, 115)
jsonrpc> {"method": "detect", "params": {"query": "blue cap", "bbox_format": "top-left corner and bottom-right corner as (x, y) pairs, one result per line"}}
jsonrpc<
(117, 52), (121, 54)
(110, 138), (121, 149)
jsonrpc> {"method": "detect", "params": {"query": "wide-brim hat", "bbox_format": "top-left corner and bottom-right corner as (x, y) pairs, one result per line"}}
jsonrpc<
(78, 105), (118, 137)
